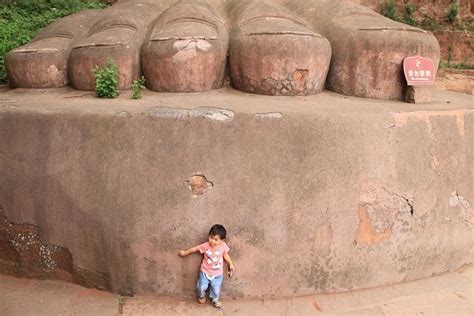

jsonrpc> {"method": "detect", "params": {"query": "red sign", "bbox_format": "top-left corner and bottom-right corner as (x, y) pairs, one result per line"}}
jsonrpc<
(403, 56), (436, 86)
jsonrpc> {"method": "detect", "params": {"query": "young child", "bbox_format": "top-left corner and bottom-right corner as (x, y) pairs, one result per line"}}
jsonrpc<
(178, 224), (235, 309)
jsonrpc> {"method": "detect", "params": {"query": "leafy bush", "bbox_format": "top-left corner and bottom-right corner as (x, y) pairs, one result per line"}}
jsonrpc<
(404, 1), (417, 26)
(131, 76), (146, 99)
(0, 0), (106, 84)
(381, 0), (400, 22)
(93, 59), (119, 99)
(447, 1), (458, 23)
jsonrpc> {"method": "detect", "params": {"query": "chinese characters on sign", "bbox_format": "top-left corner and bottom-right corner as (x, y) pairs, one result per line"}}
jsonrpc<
(403, 56), (436, 86)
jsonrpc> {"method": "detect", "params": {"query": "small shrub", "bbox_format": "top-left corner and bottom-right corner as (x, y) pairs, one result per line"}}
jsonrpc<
(419, 16), (441, 31)
(381, 0), (400, 22)
(404, 1), (417, 26)
(131, 76), (146, 99)
(93, 59), (119, 99)
(447, 1), (458, 24)
(447, 46), (453, 67)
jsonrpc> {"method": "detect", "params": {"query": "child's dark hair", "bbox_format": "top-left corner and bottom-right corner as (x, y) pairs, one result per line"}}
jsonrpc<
(209, 224), (226, 239)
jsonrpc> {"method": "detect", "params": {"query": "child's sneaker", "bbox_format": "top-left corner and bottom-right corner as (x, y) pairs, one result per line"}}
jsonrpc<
(212, 299), (224, 309)
(197, 296), (206, 304)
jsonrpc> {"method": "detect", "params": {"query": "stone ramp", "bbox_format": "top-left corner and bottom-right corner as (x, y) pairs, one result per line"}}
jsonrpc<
(0, 265), (472, 315)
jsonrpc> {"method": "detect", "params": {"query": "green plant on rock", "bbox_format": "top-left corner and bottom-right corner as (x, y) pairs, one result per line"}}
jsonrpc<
(447, 46), (453, 67)
(439, 59), (474, 70)
(131, 76), (146, 99)
(93, 58), (119, 99)
(404, 1), (417, 26)
(381, 0), (400, 22)
(420, 16), (440, 31)
(447, 1), (458, 24)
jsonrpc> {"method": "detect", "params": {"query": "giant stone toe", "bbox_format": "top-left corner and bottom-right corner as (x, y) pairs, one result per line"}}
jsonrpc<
(142, 0), (228, 92)
(6, 10), (103, 88)
(69, 2), (163, 91)
(229, 0), (331, 96)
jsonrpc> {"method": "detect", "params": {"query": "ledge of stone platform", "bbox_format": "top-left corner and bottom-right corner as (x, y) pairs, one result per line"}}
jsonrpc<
(0, 86), (473, 298)
(1, 86), (473, 117)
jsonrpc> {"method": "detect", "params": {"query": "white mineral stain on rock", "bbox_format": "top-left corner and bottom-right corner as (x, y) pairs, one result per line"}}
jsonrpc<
(146, 106), (234, 122)
(173, 39), (211, 51)
(255, 112), (283, 120)
(172, 39), (212, 62)
(47, 64), (58, 73)
(449, 192), (474, 224)
(196, 40), (211, 51)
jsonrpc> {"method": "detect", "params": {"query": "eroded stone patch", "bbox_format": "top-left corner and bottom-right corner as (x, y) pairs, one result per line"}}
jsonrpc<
(312, 223), (333, 257)
(146, 106), (234, 122)
(0, 206), (110, 291)
(391, 110), (472, 137)
(449, 192), (474, 225)
(186, 174), (213, 197)
(356, 181), (413, 246)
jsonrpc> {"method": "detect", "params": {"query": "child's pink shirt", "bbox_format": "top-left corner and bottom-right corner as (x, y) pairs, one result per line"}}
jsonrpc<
(198, 241), (230, 276)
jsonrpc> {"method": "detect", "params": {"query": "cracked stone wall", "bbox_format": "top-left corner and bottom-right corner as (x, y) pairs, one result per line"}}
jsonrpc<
(0, 104), (472, 298)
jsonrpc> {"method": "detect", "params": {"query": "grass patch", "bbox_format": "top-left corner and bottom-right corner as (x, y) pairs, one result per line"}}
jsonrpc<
(0, 0), (106, 84)
(439, 60), (474, 70)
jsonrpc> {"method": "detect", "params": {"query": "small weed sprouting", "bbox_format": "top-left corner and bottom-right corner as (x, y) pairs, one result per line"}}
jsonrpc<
(447, 1), (458, 24)
(439, 59), (474, 70)
(93, 59), (119, 99)
(118, 295), (125, 314)
(381, 0), (400, 22)
(447, 46), (453, 67)
(131, 76), (146, 99)
(404, 1), (417, 26)
(420, 16), (441, 31)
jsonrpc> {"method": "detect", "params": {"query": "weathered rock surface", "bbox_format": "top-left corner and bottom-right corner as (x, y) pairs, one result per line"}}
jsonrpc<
(0, 207), (110, 291)
(282, 0), (440, 100)
(228, 0), (331, 95)
(0, 88), (472, 298)
(69, 1), (164, 90)
(5, 0), (440, 99)
(142, 0), (228, 92)
(436, 69), (474, 95)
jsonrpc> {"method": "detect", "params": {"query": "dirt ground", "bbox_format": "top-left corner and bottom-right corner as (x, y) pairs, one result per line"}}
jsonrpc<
(0, 265), (472, 315)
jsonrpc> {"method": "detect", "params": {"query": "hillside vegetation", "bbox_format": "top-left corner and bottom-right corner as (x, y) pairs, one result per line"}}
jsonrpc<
(0, 0), (106, 84)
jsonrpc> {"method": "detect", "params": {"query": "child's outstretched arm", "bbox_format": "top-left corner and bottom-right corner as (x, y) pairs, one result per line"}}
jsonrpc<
(178, 245), (199, 257)
(223, 253), (235, 277)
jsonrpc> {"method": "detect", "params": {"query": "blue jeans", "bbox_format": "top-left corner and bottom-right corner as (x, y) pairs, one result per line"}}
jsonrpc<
(197, 271), (224, 301)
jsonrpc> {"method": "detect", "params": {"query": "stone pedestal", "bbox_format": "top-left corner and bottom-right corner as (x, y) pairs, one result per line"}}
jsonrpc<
(0, 87), (472, 298)
(405, 85), (433, 103)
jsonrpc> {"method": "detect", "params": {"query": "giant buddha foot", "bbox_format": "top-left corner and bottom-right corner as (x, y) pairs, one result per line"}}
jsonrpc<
(5, 0), (440, 99)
